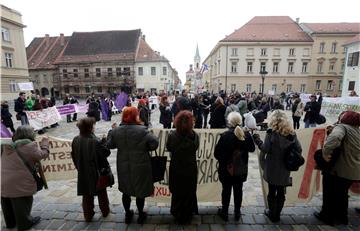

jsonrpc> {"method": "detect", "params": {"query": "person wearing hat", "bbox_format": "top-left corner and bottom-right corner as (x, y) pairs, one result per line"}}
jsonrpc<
(303, 94), (321, 128)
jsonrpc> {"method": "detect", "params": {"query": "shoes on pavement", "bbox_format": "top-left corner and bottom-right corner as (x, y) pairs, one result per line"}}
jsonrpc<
(264, 209), (279, 223)
(235, 211), (241, 221)
(31, 216), (41, 227)
(137, 211), (147, 224)
(217, 208), (228, 222)
(125, 210), (134, 224)
(313, 212), (334, 226)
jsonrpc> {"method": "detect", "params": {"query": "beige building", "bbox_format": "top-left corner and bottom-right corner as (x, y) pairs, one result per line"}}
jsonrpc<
(341, 34), (360, 96)
(1, 5), (29, 101)
(204, 16), (314, 94)
(300, 23), (360, 96)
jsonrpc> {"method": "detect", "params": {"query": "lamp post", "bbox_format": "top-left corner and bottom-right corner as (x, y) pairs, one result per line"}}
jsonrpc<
(259, 70), (268, 94)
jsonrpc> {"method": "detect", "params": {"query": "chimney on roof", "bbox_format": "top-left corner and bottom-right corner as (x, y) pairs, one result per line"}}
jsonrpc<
(60, 33), (64, 46)
(296, 18), (300, 24)
(45, 34), (50, 47)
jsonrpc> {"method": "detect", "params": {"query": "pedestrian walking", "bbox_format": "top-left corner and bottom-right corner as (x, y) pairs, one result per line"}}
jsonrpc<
(159, 96), (172, 128)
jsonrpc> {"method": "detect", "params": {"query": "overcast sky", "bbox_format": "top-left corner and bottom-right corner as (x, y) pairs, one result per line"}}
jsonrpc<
(3, 0), (360, 83)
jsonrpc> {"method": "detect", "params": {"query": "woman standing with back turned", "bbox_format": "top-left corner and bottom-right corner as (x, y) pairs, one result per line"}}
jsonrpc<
(166, 110), (199, 224)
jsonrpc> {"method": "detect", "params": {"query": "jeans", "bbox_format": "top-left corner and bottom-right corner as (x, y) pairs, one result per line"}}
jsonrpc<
(20, 115), (29, 125)
(304, 120), (316, 128)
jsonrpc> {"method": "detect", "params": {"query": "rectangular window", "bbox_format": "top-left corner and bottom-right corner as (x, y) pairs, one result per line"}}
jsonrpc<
(107, 68), (113, 77)
(259, 84), (263, 93)
(64, 86), (69, 93)
(4, 53), (13, 67)
(231, 84), (236, 92)
(138, 67), (143, 76)
(316, 80), (321, 90)
(286, 84), (292, 92)
(247, 62), (253, 72)
(273, 62), (279, 73)
(319, 42), (325, 53)
(85, 86), (91, 93)
(73, 69), (78, 77)
(289, 48), (295, 56)
(231, 48), (238, 56)
(231, 62), (237, 73)
(1, 27), (10, 41)
(74, 86), (80, 93)
(329, 63), (335, 72)
(96, 68), (101, 77)
(350, 52), (359, 66)
(300, 84), (306, 93)
(331, 43), (337, 53)
(260, 62), (266, 72)
(303, 48), (310, 56)
(348, 81), (355, 90)
(123, 67), (130, 76)
(163, 67), (167, 75)
(217, 60), (221, 74)
(116, 67), (121, 77)
(260, 48), (267, 56)
(317, 62), (323, 73)
(327, 80), (334, 90)
(247, 48), (254, 56)
(288, 62), (294, 73)
(273, 48), (280, 56)
(246, 84), (252, 92)
(339, 80), (343, 90)
(84, 68), (89, 77)
(9, 80), (16, 92)
(272, 84), (277, 94)
(97, 86), (102, 93)
(151, 67), (156, 75)
(302, 62), (308, 73)
(63, 69), (68, 78)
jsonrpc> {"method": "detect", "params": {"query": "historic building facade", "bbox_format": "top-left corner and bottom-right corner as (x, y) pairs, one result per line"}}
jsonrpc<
(341, 34), (360, 96)
(1, 5), (29, 101)
(300, 23), (360, 96)
(185, 45), (204, 92)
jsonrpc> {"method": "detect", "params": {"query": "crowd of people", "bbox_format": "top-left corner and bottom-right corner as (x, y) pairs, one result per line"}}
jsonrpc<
(1, 89), (359, 229)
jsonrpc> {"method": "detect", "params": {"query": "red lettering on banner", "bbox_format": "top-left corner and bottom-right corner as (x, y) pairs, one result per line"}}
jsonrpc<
(298, 128), (326, 199)
(153, 186), (172, 197)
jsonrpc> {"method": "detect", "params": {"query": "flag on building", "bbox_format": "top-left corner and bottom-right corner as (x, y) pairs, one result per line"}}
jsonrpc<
(200, 64), (209, 74)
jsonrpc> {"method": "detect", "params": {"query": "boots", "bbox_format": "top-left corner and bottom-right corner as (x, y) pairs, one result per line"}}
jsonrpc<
(273, 197), (285, 222)
(265, 196), (279, 222)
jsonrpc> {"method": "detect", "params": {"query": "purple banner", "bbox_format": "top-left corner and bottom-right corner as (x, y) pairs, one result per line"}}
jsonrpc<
(115, 92), (128, 111)
(100, 98), (109, 121)
(1, 122), (12, 138)
(56, 104), (76, 115)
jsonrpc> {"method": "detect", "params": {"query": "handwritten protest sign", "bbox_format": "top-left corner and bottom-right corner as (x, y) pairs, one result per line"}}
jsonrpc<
(26, 107), (61, 130)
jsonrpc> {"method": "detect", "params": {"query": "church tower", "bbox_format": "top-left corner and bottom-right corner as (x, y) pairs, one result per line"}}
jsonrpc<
(194, 44), (201, 72)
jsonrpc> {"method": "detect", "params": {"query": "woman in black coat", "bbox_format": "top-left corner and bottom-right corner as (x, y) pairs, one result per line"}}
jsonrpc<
(214, 112), (255, 221)
(209, 97), (226, 129)
(159, 96), (172, 128)
(1, 101), (15, 133)
(166, 111), (199, 224)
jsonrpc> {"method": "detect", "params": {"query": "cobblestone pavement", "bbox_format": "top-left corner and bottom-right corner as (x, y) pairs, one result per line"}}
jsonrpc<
(1, 102), (359, 230)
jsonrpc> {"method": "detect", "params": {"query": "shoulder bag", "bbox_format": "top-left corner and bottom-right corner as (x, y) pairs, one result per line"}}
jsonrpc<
(151, 149), (167, 183)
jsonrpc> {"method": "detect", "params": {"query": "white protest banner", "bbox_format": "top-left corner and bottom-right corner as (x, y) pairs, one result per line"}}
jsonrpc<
(320, 97), (360, 120)
(25, 107), (61, 130)
(17, 82), (34, 91)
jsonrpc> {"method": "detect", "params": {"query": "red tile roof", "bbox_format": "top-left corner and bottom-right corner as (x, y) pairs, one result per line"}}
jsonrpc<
(54, 53), (136, 64)
(343, 34), (360, 46)
(302, 23), (360, 34)
(222, 16), (313, 42)
(135, 38), (168, 62)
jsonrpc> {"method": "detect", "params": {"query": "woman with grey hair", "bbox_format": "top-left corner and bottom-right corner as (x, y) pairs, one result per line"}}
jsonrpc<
(214, 112), (255, 221)
(1, 125), (49, 230)
(252, 110), (302, 222)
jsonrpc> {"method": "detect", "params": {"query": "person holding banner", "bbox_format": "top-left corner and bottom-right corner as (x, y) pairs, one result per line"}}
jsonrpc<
(14, 92), (29, 125)
(314, 111), (360, 226)
(166, 110), (199, 224)
(71, 117), (111, 222)
(1, 125), (49, 230)
(252, 110), (302, 222)
(106, 106), (159, 224)
(214, 112), (255, 221)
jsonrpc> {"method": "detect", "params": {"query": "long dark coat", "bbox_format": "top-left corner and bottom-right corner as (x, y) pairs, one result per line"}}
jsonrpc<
(258, 131), (302, 186)
(304, 101), (321, 123)
(214, 129), (255, 183)
(71, 134), (111, 196)
(107, 125), (158, 198)
(159, 104), (172, 126)
(209, 104), (226, 128)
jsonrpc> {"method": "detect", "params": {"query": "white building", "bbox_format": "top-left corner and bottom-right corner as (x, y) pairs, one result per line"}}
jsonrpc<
(135, 37), (174, 94)
(342, 34), (360, 96)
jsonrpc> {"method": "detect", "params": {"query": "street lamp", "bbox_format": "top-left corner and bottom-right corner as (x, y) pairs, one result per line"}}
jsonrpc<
(259, 70), (268, 94)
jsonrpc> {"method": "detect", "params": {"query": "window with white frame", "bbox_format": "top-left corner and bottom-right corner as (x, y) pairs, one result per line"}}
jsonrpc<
(73, 69), (78, 77)
(272, 84), (277, 93)
(300, 84), (306, 93)
(260, 48), (267, 56)
(247, 62), (253, 72)
(286, 84), (292, 92)
(331, 42), (337, 53)
(289, 48), (295, 56)
(246, 84), (252, 92)
(348, 81), (355, 90)
(163, 67), (167, 75)
(327, 80), (334, 90)
(1, 27), (10, 41)
(84, 68), (90, 77)
(107, 68), (113, 77)
(218, 60), (221, 74)
(273, 62), (279, 73)
(231, 62), (237, 73)
(288, 62), (294, 73)
(317, 62), (323, 73)
(96, 68), (101, 77)
(319, 42), (325, 53)
(151, 67), (156, 75)
(316, 80), (321, 90)
(63, 69), (68, 78)
(231, 84), (236, 92)
(5, 53), (13, 67)
(9, 80), (16, 92)
(116, 67), (121, 77)
(247, 48), (254, 56)
(329, 62), (335, 72)
(303, 48), (310, 56)
(273, 48), (280, 56)
(231, 48), (238, 56)
(347, 52), (360, 67)
(302, 62), (308, 73)
(138, 67), (143, 76)
(260, 62), (266, 72)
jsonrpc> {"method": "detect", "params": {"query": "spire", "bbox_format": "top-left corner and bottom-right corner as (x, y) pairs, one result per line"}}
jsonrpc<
(194, 44), (200, 60)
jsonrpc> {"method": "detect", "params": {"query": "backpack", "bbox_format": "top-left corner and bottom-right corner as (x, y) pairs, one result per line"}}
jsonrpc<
(227, 143), (248, 176)
(284, 141), (304, 171)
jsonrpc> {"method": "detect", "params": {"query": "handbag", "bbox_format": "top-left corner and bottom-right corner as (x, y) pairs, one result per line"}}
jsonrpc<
(96, 166), (114, 191)
(315, 114), (326, 125)
(284, 142), (304, 171)
(15, 150), (45, 191)
(151, 150), (167, 182)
